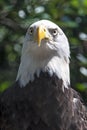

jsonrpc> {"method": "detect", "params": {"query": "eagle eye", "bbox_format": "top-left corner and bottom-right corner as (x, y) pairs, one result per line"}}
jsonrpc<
(29, 27), (33, 35)
(52, 29), (58, 36)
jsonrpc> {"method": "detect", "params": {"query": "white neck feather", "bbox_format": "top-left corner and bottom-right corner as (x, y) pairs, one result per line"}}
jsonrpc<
(16, 43), (70, 88)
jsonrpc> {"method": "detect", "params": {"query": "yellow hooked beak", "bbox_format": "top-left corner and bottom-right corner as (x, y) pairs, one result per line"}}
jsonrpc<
(37, 25), (51, 46)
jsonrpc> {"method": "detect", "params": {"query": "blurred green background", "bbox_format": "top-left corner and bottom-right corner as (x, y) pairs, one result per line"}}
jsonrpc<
(0, 0), (87, 103)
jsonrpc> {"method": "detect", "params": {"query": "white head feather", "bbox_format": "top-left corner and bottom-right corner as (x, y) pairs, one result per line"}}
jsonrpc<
(16, 20), (70, 88)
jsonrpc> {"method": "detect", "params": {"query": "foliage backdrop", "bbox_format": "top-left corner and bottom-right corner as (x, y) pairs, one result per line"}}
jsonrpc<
(0, 0), (87, 102)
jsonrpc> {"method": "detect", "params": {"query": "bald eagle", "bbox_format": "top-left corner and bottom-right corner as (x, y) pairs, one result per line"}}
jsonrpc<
(0, 20), (87, 130)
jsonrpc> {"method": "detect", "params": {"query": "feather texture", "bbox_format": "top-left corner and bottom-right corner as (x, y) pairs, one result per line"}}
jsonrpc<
(0, 72), (87, 130)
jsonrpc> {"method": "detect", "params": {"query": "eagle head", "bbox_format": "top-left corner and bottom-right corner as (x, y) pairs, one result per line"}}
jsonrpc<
(16, 20), (70, 88)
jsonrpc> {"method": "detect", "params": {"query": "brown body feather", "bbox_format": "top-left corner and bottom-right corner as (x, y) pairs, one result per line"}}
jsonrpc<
(0, 72), (87, 130)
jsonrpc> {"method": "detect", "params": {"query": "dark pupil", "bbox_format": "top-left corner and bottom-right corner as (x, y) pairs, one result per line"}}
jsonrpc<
(54, 30), (57, 34)
(30, 29), (33, 33)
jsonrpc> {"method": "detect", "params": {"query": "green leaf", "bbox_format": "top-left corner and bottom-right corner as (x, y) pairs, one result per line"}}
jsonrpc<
(76, 83), (87, 92)
(0, 81), (11, 93)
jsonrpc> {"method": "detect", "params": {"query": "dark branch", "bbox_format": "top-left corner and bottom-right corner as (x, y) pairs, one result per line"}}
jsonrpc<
(0, 18), (26, 33)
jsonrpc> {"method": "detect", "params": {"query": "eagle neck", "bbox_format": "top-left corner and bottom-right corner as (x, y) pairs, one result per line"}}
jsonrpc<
(16, 52), (70, 88)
